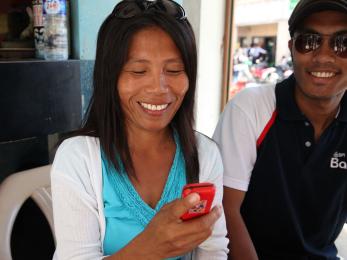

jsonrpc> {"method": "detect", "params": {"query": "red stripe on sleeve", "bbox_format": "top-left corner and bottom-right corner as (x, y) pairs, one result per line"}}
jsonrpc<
(256, 110), (278, 148)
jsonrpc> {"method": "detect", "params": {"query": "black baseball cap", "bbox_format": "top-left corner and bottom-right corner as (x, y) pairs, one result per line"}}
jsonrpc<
(288, 0), (347, 37)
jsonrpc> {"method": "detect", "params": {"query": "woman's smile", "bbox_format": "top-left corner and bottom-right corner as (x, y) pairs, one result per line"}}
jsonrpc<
(138, 102), (170, 115)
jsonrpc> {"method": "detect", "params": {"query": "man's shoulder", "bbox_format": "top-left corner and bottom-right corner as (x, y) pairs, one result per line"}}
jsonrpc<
(238, 83), (275, 97)
(227, 84), (276, 113)
(218, 84), (277, 139)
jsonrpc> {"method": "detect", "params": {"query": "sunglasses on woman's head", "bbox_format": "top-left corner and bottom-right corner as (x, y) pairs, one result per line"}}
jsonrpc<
(293, 32), (347, 58)
(112, 0), (186, 21)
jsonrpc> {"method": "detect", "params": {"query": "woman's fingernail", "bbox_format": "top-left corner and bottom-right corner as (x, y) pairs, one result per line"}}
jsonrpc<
(187, 193), (200, 204)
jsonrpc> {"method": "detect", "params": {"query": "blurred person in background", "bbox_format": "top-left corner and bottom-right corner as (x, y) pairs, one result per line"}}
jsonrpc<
(248, 41), (267, 65)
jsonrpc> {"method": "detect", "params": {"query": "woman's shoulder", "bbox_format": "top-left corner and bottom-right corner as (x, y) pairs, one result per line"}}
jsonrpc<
(52, 135), (100, 180)
(58, 135), (99, 153)
(194, 131), (223, 182)
(51, 135), (102, 213)
(194, 131), (219, 156)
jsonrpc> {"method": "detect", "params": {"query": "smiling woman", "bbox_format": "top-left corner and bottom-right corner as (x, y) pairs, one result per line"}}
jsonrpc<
(118, 27), (189, 135)
(50, 1), (228, 260)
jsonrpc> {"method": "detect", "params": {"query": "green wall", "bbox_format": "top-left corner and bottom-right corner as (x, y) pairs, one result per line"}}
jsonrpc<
(70, 0), (120, 60)
(70, 0), (183, 60)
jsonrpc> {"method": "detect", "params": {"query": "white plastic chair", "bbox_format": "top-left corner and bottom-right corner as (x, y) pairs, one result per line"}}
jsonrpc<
(336, 223), (347, 260)
(0, 165), (54, 260)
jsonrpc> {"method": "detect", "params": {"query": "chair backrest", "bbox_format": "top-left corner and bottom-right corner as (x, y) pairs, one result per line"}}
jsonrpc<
(0, 165), (54, 260)
(336, 224), (347, 259)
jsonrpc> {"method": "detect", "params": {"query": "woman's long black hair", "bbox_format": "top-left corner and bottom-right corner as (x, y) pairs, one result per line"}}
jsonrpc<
(74, 9), (199, 183)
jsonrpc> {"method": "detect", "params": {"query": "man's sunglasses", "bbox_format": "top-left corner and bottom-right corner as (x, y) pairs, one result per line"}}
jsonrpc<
(112, 0), (186, 21)
(293, 32), (347, 58)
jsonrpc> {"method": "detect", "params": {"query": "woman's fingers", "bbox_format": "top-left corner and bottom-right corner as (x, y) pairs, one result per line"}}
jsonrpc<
(201, 204), (223, 226)
(140, 197), (223, 258)
(163, 203), (223, 245)
(164, 193), (201, 220)
(181, 205), (222, 237)
(161, 206), (223, 257)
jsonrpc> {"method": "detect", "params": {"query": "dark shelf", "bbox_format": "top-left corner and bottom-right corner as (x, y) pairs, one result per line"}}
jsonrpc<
(0, 59), (82, 142)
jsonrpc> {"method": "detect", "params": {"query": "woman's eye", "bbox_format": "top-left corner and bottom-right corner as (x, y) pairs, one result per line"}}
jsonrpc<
(166, 69), (184, 74)
(132, 70), (146, 75)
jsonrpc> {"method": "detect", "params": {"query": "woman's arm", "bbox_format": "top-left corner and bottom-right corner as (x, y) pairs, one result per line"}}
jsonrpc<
(52, 175), (106, 260)
(53, 174), (221, 260)
(104, 193), (222, 260)
(52, 138), (222, 259)
(52, 138), (106, 260)
(193, 136), (229, 259)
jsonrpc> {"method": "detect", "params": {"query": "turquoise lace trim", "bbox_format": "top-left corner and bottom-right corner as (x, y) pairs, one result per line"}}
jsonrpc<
(102, 132), (186, 227)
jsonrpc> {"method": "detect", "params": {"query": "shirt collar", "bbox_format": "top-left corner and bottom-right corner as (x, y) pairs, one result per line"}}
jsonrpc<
(337, 93), (347, 122)
(275, 74), (306, 121)
(275, 74), (347, 122)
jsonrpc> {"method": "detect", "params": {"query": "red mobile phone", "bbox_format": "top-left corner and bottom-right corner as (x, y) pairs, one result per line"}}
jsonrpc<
(180, 182), (216, 220)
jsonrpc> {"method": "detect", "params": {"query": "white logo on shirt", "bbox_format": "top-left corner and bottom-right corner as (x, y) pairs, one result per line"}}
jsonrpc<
(330, 152), (347, 169)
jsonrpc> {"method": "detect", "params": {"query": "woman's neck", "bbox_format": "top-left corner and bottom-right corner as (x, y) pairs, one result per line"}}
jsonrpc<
(126, 126), (173, 153)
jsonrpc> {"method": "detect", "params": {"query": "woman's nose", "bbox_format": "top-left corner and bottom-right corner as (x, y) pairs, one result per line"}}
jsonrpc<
(145, 71), (169, 93)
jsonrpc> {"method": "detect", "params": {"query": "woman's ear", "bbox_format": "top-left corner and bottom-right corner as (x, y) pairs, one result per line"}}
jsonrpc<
(288, 39), (293, 54)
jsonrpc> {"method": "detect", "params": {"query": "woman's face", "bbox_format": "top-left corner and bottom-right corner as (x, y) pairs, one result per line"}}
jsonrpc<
(117, 26), (189, 134)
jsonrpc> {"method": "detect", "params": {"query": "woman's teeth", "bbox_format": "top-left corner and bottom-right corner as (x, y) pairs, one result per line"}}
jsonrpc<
(140, 102), (169, 111)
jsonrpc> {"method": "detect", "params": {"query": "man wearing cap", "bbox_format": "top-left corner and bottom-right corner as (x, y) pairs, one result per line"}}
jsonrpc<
(213, 0), (347, 259)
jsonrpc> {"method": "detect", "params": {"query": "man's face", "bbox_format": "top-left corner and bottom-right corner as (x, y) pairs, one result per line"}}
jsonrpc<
(289, 11), (347, 101)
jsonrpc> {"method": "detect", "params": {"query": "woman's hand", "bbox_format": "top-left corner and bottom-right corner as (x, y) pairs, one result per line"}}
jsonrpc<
(130, 193), (223, 259)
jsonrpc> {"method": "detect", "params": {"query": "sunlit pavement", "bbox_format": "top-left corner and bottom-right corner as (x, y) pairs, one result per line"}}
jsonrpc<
(336, 224), (347, 259)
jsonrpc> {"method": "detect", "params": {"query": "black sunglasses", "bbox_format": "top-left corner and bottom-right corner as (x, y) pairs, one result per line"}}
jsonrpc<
(293, 32), (347, 58)
(112, 0), (186, 21)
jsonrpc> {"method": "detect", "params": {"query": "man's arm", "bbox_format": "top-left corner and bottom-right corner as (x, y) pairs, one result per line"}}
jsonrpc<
(213, 87), (276, 259)
(223, 187), (258, 260)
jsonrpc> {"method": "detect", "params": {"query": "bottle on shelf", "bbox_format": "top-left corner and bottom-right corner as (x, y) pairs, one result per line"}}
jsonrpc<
(32, 0), (45, 59)
(43, 0), (69, 60)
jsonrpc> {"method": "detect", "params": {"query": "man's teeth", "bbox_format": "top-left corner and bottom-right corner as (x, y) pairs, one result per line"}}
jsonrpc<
(311, 72), (335, 78)
(140, 102), (168, 111)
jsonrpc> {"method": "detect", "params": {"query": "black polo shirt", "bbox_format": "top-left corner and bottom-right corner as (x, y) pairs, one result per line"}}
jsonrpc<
(241, 76), (347, 260)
